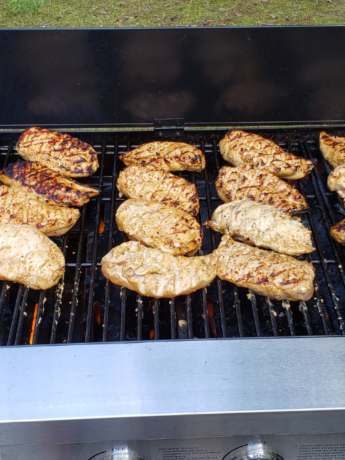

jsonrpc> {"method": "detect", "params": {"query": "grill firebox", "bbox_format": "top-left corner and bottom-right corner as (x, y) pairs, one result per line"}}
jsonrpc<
(0, 128), (345, 346)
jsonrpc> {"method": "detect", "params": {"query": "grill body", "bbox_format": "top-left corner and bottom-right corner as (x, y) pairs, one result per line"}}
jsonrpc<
(1, 27), (345, 460)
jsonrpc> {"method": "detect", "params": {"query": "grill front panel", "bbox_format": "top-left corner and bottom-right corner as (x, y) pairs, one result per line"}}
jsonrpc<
(0, 128), (344, 346)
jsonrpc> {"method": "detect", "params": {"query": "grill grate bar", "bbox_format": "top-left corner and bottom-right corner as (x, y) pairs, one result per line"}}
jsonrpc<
(136, 294), (143, 341)
(170, 298), (176, 339)
(233, 288), (244, 337)
(7, 285), (23, 346)
(282, 301), (296, 336)
(0, 282), (9, 320)
(205, 140), (227, 337)
(153, 299), (160, 340)
(248, 290), (261, 337)
(14, 288), (29, 345)
(299, 301), (313, 335)
(202, 287), (210, 338)
(85, 140), (106, 342)
(67, 208), (87, 342)
(4, 142), (12, 168)
(32, 291), (46, 345)
(103, 139), (119, 342)
(266, 298), (278, 336)
(50, 234), (69, 344)
(120, 287), (127, 341)
(306, 251), (331, 335)
(186, 295), (193, 339)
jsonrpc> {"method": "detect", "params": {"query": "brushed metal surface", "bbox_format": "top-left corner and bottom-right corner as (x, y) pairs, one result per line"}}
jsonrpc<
(1, 338), (345, 445)
(3, 433), (345, 460)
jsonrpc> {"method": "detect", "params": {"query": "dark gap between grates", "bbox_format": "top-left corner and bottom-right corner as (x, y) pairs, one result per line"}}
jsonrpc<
(0, 129), (345, 346)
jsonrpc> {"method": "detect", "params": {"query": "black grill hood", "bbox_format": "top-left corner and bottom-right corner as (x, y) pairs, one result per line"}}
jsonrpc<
(1, 26), (345, 128)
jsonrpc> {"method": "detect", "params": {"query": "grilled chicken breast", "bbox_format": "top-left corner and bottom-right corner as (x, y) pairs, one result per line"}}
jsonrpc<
(0, 223), (64, 290)
(220, 130), (314, 179)
(119, 141), (206, 172)
(0, 186), (80, 236)
(320, 131), (345, 168)
(102, 241), (216, 298)
(116, 199), (202, 256)
(204, 201), (314, 255)
(216, 234), (315, 301)
(0, 161), (99, 207)
(17, 127), (99, 177)
(117, 165), (199, 215)
(327, 165), (345, 199)
(330, 219), (345, 245)
(216, 164), (308, 213)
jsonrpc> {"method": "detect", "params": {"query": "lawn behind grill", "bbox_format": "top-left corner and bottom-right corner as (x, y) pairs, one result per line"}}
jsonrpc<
(0, 0), (344, 28)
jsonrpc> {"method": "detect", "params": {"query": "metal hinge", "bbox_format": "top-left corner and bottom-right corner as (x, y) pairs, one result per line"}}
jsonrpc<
(154, 118), (184, 130)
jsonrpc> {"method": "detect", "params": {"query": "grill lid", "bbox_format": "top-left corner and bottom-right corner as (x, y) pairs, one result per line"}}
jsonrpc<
(1, 27), (345, 128)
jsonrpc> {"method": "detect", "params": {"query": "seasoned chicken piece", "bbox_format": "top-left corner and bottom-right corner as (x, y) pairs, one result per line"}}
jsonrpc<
(0, 223), (64, 290)
(116, 199), (202, 256)
(216, 234), (315, 301)
(17, 127), (99, 177)
(327, 165), (345, 199)
(320, 131), (345, 168)
(330, 219), (345, 245)
(220, 130), (314, 179)
(117, 165), (199, 215)
(204, 201), (314, 255)
(0, 161), (99, 207)
(0, 186), (80, 236)
(216, 164), (308, 213)
(102, 241), (216, 298)
(119, 141), (205, 172)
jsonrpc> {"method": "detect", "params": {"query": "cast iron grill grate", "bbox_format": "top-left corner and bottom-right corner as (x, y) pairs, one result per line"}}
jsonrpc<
(0, 128), (345, 346)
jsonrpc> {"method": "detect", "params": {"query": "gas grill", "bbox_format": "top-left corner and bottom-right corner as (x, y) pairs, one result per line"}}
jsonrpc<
(1, 27), (345, 460)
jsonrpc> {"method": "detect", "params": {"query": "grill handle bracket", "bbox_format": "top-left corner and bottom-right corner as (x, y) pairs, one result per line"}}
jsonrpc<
(154, 118), (184, 138)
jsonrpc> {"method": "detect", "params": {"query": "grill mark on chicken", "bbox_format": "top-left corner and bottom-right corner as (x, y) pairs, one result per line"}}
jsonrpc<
(16, 127), (99, 177)
(119, 141), (206, 172)
(116, 199), (202, 256)
(0, 185), (80, 236)
(0, 223), (65, 290)
(215, 164), (308, 213)
(319, 131), (345, 168)
(327, 165), (345, 201)
(216, 234), (315, 301)
(331, 219), (345, 245)
(101, 240), (217, 298)
(0, 161), (99, 207)
(220, 130), (314, 179)
(204, 200), (314, 255)
(117, 165), (199, 215)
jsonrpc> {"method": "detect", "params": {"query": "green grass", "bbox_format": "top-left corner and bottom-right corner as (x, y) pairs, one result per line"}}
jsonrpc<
(0, 0), (344, 28)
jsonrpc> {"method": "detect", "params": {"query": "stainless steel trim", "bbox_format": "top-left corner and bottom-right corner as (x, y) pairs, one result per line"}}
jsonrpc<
(1, 338), (345, 445)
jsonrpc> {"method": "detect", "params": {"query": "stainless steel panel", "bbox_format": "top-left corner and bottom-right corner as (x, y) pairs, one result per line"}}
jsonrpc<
(3, 434), (345, 460)
(1, 338), (345, 445)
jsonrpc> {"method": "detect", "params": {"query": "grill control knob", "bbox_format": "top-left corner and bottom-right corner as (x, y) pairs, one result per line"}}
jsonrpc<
(224, 442), (284, 460)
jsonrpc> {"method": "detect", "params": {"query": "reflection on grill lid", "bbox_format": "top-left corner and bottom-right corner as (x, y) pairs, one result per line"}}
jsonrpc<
(0, 129), (345, 346)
